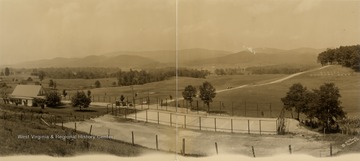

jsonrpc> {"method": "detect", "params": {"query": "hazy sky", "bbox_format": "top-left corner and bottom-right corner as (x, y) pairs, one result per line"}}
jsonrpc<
(0, 0), (359, 65)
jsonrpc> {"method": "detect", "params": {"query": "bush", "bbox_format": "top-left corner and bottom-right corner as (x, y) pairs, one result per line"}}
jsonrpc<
(45, 91), (62, 107)
(71, 91), (91, 110)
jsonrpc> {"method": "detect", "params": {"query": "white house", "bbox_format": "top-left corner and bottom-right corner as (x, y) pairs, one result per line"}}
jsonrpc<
(10, 85), (46, 106)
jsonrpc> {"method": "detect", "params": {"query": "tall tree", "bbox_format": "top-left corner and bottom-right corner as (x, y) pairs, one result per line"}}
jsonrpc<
(313, 83), (346, 132)
(62, 89), (67, 97)
(281, 83), (309, 120)
(4, 67), (10, 76)
(199, 81), (216, 112)
(182, 85), (197, 108)
(95, 80), (101, 88)
(38, 71), (45, 82)
(49, 79), (54, 88)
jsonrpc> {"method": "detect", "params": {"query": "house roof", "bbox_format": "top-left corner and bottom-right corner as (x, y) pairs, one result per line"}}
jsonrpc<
(10, 85), (45, 99)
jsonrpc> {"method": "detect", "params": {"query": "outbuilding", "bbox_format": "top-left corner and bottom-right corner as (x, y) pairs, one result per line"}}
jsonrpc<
(9, 85), (46, 106)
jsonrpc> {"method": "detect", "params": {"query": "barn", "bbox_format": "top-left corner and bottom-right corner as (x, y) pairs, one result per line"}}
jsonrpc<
(10, 85), (46, 106)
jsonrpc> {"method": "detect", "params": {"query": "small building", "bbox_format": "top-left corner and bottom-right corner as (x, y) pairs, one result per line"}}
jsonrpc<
(9, 85), (46, 106)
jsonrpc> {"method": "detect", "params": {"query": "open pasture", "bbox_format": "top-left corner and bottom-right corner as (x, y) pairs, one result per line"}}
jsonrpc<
(213, 65), (360, 118)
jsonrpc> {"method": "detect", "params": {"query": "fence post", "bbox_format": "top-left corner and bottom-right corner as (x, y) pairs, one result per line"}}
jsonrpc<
(259, 120), (262, 135)
(89, 125), (92, 135)
(252, 146), (256, 158)
(124, 108), (127, 119)
(248, 120), (250, 134)
(231, 119), (233, 133)
(269, 103), (272, 117)
(146, 110), (148, 123)
(157, 98), (159, 110)
(182, 138), (185, 156)
(74, 122), (77, 132)
(62, 121), (64, 129)
(165, 98), (167, 110)
(289, 145), (292, 154)
(215, 142), (218, 155)
(132, 131), (135, 145)
(257, 103), (259, 117)
(184, 115), (186, 128)
(170, 113), (172, 126)
(135, 108), (137, 120)
(156, 135), (159, 150)
(157, 112), (159, 124)
(199, 117), (202, 130)
(108, 129), (110, 139)
(214, 118), (217, 132)
(111, 104), (114, 114)
(330, 144), (332, 156)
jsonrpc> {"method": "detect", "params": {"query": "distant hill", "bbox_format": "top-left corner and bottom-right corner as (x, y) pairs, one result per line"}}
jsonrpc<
(105, 48), (232, 65)
(8, 55), (160, 69)
(185, 48), (325, 68)
(4, 48), (324, 69)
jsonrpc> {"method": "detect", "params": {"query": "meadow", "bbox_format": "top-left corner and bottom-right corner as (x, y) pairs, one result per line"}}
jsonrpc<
(2, 65), (358, 118)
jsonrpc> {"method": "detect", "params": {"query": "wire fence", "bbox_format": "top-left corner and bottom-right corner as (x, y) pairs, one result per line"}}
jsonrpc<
(121, 109), (279, 135)
(62, 95), (284, 118)
(0, 108), (346, 157)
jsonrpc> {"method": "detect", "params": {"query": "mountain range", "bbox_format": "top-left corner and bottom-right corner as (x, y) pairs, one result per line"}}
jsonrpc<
(4, 48), (324, 69)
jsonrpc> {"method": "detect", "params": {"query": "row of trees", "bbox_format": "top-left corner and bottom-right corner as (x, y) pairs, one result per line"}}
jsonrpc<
(247, 65), (314, 74)
(214, 68), (247, 75)
(214, 65), (315, 75)
(30, 67), (119, 79)
(317, 45), (360, 71)
(182, 81), (216, 111)
(112, 68), (209, 86)
(281, 83), (346, 133)
(32, 90), (91, 111)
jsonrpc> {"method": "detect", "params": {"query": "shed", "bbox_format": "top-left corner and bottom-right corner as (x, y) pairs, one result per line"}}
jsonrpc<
(10, 85), (46, 106)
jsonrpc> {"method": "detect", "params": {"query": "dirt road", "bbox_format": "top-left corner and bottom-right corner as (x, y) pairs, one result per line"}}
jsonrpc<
(62, 115), (339, 157)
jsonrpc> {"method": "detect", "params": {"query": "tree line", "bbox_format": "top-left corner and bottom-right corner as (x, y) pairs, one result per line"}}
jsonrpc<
(30, 67), (119, 79)
(29, 67), (209, 87)
(112, 67), (209, 86)
(214, 65), (315, 75)
(317, 45), (360, 71)
(281, 83), (346, 133)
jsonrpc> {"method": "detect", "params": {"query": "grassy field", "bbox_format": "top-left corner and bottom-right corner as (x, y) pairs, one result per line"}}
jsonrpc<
(0, 104), (149, 156)
(213, 65), (360, 118)
(2, 65), (358, 118)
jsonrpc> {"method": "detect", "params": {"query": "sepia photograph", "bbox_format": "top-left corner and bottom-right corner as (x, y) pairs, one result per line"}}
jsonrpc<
(0, 0), (359, 161)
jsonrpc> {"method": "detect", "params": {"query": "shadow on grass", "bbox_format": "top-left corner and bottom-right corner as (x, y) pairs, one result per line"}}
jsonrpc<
(74, 109), (98, 112)
(47, 106), (67, 109)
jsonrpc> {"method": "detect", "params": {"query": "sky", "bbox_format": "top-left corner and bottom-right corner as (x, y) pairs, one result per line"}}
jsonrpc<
(0, 0), (359, 65)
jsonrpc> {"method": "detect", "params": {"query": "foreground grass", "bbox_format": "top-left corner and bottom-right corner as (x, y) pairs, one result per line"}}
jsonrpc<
(0, 104), (147, 156)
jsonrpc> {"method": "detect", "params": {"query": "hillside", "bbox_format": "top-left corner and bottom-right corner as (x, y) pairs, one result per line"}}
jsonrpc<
(105, 48), (232, 64)
(186, 48), (324, 68)
(4, 48), (324, 69)
(7, 55), (160, 69)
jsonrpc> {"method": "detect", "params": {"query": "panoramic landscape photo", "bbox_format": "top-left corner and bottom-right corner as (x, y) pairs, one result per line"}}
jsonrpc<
(0, 0), (359, 160)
